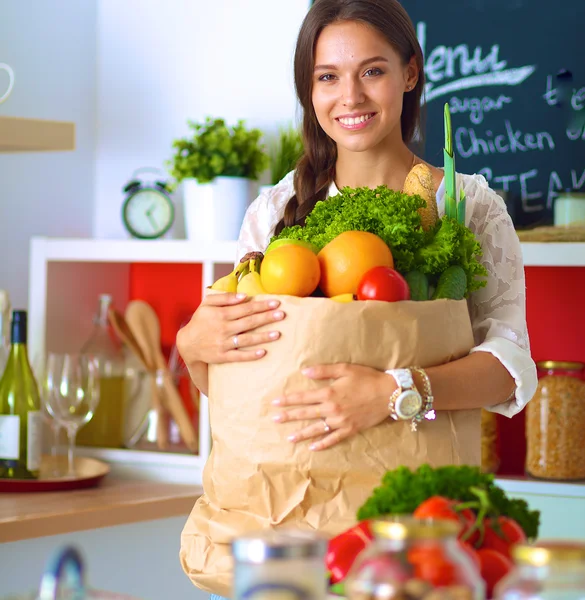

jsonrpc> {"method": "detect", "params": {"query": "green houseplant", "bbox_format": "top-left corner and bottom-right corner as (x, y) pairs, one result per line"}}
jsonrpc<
(169, 117), (269, 242)
(267, 125), (304, 186)
(169, 117), (268, 185)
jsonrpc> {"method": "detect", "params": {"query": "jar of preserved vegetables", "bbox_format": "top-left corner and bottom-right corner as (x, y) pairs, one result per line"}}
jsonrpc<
(346, 516), (485, 600)
(526, 361), (585, 481)
(495, 541), (585, 600)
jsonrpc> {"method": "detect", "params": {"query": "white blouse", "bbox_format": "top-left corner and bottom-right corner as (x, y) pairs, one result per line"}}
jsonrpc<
(236, 170), (538, 417)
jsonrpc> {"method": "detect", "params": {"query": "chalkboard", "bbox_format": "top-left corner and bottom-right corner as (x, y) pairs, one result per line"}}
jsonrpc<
(400, 0), (585, 227)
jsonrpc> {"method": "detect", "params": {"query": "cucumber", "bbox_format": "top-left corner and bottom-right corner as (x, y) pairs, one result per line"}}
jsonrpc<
(432, 265), (467, 300)
(404, 270), (429, 301)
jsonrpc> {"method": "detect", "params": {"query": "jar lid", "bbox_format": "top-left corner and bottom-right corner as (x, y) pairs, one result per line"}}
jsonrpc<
(536, 360), (585, 371)
(231, 530), (328, 563)
(513, 542), (585, 566)
(372, 516), (460, 540)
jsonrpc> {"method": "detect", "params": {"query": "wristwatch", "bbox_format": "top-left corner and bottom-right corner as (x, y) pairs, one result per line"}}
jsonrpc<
(385, 368), (423, 421)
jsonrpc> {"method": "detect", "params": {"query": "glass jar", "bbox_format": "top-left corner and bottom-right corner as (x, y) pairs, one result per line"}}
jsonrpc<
(77, 294), (127, 448)
(554, 190), (585, 226)
(232, 529), (328, 600)
(494, 541), (585, 599)
(481, 408), (500, 474)
(526, 361), (585, 481)
(346, 517), (485, 600)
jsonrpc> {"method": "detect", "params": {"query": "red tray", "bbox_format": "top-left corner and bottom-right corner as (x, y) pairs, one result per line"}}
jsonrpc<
(0, 456), (110, 492)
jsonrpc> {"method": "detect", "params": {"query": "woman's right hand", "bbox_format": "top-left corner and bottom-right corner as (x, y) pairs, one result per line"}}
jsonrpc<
(176, 292), (285, 366)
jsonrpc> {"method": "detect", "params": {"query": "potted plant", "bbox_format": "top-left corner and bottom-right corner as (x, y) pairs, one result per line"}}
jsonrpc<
(260, 125), (304, 195)
(168, 117), (268, 241)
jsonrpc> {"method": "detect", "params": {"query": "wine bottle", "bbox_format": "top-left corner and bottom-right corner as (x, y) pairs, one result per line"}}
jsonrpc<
(0, 289), (10, 374)
(0, 310), (42, 479)
(77, 294), (126, 449)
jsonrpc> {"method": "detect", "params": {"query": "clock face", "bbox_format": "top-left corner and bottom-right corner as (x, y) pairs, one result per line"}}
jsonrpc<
(123, 189), (174, 239)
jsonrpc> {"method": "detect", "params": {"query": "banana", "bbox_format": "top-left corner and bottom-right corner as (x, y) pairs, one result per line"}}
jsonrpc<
(210, 260), (249, 293)
(330, 293), (356, 303)
(237, 256), (267, 296)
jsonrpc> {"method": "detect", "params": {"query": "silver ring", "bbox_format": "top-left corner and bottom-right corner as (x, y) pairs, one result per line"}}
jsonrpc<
(232, 335), (239, 350)
(322, 418), (331, 433)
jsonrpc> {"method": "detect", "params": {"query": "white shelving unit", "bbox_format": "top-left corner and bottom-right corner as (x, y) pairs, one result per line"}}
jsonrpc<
(28, 237), (238, 483)
(520, 242), (585, 267)
(27, 237), (585, 484)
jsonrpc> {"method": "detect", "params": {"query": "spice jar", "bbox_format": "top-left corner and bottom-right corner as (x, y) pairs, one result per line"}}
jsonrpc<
(231, 529), (328, 600)
(346, 517), (485, 600)
(526, 361), (585, 481)
(481, 409), (500, 474)
(494, 541), (585, 599)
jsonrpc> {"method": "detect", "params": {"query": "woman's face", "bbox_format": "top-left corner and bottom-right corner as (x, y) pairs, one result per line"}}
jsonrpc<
(311, 20), (417, 154)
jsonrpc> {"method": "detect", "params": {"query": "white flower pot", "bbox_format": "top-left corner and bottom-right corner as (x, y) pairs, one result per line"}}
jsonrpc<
(182, 176), (256, 242)
(258, 184), (274, 196)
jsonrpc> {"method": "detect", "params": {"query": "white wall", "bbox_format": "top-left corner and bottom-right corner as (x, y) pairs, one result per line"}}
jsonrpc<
(94, 0), (309, 239)
(0, 0), (98, 310)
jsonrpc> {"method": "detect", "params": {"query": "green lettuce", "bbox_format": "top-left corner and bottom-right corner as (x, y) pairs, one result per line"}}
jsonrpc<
(271, 185), (487, 296)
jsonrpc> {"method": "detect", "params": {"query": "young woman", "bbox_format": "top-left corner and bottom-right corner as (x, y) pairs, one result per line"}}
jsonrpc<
(177, 1), (537, 596)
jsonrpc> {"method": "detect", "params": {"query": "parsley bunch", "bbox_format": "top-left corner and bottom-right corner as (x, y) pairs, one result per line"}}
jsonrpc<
(356, 464), (540, 540)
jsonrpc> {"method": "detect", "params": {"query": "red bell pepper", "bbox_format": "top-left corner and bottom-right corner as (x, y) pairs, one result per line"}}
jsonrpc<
(326, 520), (373, 584)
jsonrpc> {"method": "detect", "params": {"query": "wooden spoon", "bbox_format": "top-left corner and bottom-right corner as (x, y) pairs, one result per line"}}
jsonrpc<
(124, 300), (198, 452)
(108, 308), (169, 450)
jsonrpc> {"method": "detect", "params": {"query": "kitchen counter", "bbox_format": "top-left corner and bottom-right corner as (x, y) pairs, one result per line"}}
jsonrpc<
(0, 476), (202, 543)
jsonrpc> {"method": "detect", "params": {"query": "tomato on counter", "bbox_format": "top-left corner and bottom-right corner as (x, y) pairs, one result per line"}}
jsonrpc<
(481, 516), (527, 559)
(477, 547), (514, 598)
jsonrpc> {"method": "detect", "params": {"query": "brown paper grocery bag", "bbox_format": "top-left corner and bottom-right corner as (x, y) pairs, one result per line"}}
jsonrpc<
(180, 296), (479, 597)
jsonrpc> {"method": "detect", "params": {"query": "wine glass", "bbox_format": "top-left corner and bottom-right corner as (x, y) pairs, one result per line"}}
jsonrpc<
(42, 353), (100, 478)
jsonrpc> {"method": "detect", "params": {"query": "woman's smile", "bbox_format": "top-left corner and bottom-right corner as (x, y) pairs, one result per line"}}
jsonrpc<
(335, 111), (377, 130)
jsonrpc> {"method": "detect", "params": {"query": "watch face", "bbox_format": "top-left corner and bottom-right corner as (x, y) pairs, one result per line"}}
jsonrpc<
(396, 390), (422, 419)
(123, 189), (174, 239)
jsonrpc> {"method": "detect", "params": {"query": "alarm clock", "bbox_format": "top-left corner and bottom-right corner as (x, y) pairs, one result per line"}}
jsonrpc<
(121, 167), (175, 239)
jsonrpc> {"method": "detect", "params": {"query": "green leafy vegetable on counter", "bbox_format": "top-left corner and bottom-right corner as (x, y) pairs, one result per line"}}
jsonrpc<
(356, 464), (540, 540)
(270, 185), (487, 296)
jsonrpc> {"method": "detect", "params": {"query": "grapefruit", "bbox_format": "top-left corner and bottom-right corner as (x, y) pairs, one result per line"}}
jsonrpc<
(318, 231), (394, 297)
(260, 244), (321, 296)
(265, 238), (319, 255)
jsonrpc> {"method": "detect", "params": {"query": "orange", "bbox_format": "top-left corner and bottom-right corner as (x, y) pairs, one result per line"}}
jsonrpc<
(260, 244), (321, 297)
(317, 231), (394, 297)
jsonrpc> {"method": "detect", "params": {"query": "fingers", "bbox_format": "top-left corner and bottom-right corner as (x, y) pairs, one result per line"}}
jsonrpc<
(309, 428), (348, 451)
(273, 399), (335, 422)
(286, 419), (336, 443)
(286, 421), (349, 451)
(202, 292), (249, 307)
(302, 364), (350, 380)
(230, 308), (285, 335)
(224, 298), (282, 321)
(272, 389), (330, 407)
(225, 347), (267, 362)
(224, 330), (280, 353)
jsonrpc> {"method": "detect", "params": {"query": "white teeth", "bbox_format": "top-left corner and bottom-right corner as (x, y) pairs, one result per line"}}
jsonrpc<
(338, 113), (374, 126)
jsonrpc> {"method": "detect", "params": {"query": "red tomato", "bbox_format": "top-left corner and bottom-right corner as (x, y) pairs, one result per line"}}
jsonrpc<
(477, 548), (513, 598)
(414, 560), (457, 587)
(458, 540), (481, 571)
(413, 496), (478, 544)
(356, 266), (410, 302)
(481, 516), (527, 559)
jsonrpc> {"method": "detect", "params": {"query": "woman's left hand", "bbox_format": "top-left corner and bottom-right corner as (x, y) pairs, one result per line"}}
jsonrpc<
(272, 363), (396, 451)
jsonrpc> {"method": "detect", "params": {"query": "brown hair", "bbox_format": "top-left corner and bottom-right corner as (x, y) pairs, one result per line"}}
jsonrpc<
(274, 0), (425, 235)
